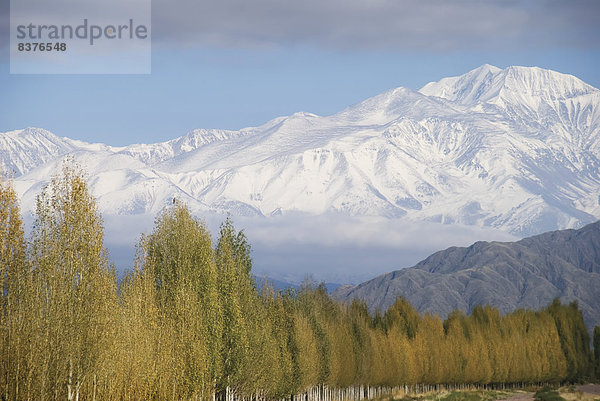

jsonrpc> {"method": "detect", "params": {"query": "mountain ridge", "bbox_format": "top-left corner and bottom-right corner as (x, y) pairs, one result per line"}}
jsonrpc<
(2, 64), (600, 236)
(332, 220), (600, 332)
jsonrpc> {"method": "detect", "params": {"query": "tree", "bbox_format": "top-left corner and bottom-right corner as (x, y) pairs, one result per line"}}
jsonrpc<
(0, 178), (28, 400)
(443, 310), (469, 384)
(3, 169), (591, 397)
(297, 283), (335, 386)
(28, 162), (118, 400)
(141, 201), (221, 398)
(0, 177), (25, 312)
(384, 297), (420, 339)
(116, 265), (164, 399)
(215, 217), (252, 396)
(348, 299), (375, 385)
(547, 299), (593, 381)
(327, 311), (356, 388)
(258, 285), (294, 398)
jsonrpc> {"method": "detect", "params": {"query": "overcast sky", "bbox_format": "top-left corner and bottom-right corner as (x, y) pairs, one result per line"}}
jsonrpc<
(1, 0), (599, 144)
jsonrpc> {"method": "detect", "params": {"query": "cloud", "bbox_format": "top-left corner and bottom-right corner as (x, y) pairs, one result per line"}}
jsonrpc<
(0, 0), (7, 50)
(149, 0), (600, 51)
(234, 214), (517, 283)
(235, 213), (516, 250)
(101, 212), (517, 285)
(3, 0), (598, 53)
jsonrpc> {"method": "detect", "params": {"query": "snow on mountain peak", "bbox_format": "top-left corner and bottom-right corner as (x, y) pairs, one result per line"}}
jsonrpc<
(499, 66), (596, 102)
(0, 127), (77, 176)
(419, 64), (501, 104)
(335, 86), (457, 125)
(3, 65), (600, 237)
(420, 64), (597, 106)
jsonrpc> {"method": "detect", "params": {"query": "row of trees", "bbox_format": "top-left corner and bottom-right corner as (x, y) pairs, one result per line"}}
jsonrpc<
(0, 165), (598, 401)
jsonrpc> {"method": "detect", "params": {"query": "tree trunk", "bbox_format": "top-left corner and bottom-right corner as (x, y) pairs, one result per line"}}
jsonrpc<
(68, 359), (74, 401)
(93, 374), (97, 401)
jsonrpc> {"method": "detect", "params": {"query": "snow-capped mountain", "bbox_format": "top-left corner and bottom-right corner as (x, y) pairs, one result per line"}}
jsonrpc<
(3, 65), (600, 236)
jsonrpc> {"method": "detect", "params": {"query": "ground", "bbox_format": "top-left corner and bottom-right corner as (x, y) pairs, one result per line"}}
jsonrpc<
(391, 385), (600, 401)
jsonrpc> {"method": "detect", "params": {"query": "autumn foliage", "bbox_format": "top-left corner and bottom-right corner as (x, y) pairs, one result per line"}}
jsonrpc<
(0, 167), (596, 400)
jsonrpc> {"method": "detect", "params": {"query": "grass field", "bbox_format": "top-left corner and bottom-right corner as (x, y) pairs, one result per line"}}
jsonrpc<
(386, 385), (600, 401)
(391, 389), (521, 401)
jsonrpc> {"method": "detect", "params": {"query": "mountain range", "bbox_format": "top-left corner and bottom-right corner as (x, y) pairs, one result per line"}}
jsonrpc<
(332, 220), (600, 333)
(2, 64), (600, 237)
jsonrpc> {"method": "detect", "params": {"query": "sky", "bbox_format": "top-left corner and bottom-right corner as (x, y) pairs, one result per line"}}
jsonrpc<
(1, 0), (600, 146)
(2, 0), (600, 283)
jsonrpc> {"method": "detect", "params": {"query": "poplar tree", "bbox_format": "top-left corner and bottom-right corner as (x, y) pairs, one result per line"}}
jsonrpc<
(28, 162), (118, 400)
(547, 299), (593, 381)
(328, 313), (356, 388)
(259, 285), (293, 398)
(297, 283), (333, 386)
(116, 265), (163, 399)
(0, 178), (28, 400)
(142, 201), (221, 398)
(215, 217), (251, 396)
(348, 299), (375, 385)
(384, 297), (420, 339)
(443, 310), (468, 384)
(291, 303), (320, 392)
(3, 172), (597, 397)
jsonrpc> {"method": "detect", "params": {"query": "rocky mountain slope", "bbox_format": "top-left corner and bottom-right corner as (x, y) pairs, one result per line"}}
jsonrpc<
(332, 220), (600, 331)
